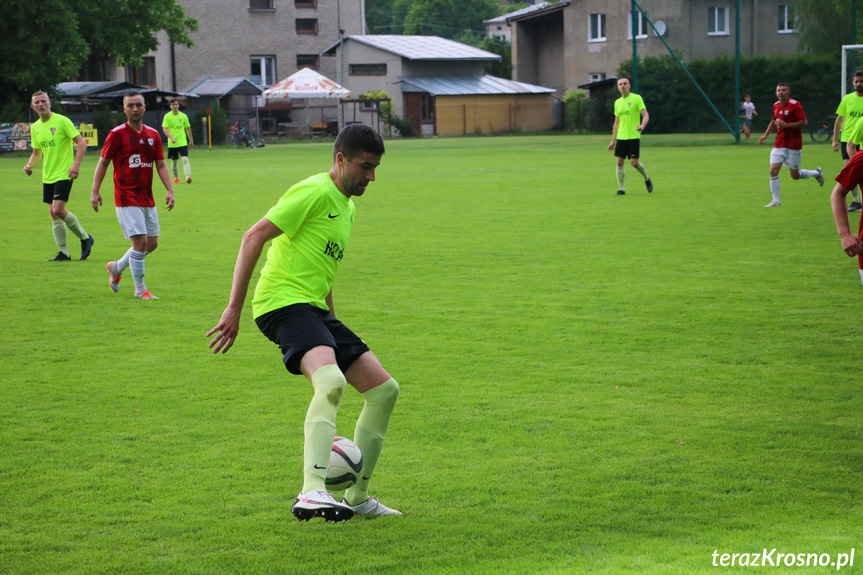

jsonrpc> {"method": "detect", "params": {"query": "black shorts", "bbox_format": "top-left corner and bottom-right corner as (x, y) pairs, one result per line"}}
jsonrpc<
(167, 146), (189, 160)
(843, 143), (861, 161)
(614, 139), (641, 160)
(43, 180), (73, 204)
(255, 303), (370, 375)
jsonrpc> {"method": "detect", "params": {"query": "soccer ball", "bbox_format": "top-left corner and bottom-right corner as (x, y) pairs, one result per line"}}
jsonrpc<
(325, 436), (363, 491)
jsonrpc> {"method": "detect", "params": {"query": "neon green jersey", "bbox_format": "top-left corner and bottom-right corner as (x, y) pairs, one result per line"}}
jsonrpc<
(253, 173), (355, 318)
(161, 111), (191, 147)
(30, 113), (81, 184)
(614, 93), (646, 140)
(836, 92), (863, 143)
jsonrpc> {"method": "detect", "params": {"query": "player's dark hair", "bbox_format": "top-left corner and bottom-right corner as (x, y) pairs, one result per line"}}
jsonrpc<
(123, 91), (145, 104)
(333, 124), (385, 161)
(168, 97), (179, 105)
(855, 70), (863, 79)
(777, 82), (790, 89)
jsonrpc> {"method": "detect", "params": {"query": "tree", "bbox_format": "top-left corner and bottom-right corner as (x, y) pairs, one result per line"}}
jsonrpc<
(400, 0), (499, 38)
(0, 0), (196, 120)
(794, 0), (859, 55)
(452, 31), (512, 79)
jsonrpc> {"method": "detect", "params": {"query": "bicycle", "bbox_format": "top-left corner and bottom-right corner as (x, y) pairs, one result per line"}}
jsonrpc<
(810, 115), (836, 143)
(226, 121), (256, 147)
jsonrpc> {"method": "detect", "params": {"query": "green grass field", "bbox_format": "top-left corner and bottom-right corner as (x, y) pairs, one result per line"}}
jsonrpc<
(1, 134), (861, 574)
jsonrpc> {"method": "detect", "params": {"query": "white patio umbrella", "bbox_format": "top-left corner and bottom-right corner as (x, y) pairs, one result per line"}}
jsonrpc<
(262, 67), (350, 99)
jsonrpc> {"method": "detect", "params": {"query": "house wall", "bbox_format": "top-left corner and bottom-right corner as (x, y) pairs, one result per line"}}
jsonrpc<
(514, 0), (800, 96)
(149, 0), (364, 93)
(435, 94), (552, 136)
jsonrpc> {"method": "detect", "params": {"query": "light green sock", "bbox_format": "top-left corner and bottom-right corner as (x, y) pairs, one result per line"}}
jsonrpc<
(616, 166), (625, 190)
(635, 162), (649, 180)
(171, 159), (179, 180)
(182, 156), (191, 178)
(344, 378), (399, 505)
(51, 220), (69, 255)
(60, 211), (89, 240)
(301, 364), (346, 494)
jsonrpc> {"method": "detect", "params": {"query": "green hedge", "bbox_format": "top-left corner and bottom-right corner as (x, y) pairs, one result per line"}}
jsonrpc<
(612, 53), (839, 134)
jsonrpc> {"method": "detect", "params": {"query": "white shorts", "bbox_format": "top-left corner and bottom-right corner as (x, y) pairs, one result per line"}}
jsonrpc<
(115, 206), (160, 239)
(770, 148), (803, 170)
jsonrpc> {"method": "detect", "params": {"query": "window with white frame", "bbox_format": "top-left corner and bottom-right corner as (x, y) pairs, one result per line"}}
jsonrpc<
(708, 6), (729, 35)
(251, 55), (276, 87)
(588, 13), (606, 42)
(627, 10), (648, 39)
(589, 73), (606, 83)
(778, 4), (795, 33)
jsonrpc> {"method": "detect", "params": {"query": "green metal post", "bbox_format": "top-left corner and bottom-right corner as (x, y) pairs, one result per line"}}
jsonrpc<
(734, 0), (740, 142)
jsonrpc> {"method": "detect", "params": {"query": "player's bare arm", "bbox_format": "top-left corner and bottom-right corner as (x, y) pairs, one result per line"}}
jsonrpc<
(23, 149), (41, 176)
(833, 116), (845, 152)
(207, 218), (284, 354)
(759, 120), (776, 144)
(831, 183), (863, 256)
(637, 109), (649, 132)
(155, 160), (176, 211)
(69, 135), (87, 180)
(608, 117), (620, 151)
(90, 157), (112, 212)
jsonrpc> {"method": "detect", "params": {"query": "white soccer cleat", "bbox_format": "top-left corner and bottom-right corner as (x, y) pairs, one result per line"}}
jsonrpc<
(342, 496), (402, 517)
(292, 490), (354, 522)
(815, 167), (825, 187)
(764, 202), (781, 208)
(106, 261), (122, 292)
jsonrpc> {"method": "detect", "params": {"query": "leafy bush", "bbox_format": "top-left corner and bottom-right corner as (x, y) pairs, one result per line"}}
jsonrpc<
(191, 101), (227, 145)
(563, 90), (590, 132)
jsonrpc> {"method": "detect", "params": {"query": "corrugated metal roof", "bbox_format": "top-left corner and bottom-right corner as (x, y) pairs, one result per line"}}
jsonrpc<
(187, 77), (263, 97)
(506, 0), (569, 23)
(485, 2), (555, 24)
(57, 82), (136, 97)
(338, 35), (501, 61)
(398, 74), (555, 95)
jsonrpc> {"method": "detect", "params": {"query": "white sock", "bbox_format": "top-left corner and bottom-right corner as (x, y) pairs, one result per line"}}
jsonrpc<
(182, 156), (191, 178)
(129, 250), (147, 295)
(770, 176), (780, 204)
(52, 220), (69, 255)
(171, 159), (179, 179)
(60, 211), (88, 240)
(115, 248), (134, 274)
(635, 162), (649, 180)
(616, 166), (625, 190)
(798, 169), (819, 179)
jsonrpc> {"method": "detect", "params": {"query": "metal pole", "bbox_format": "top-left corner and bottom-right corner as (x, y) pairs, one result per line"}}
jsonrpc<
(734, 0), (740, 142)
(631, 0), (638, 91)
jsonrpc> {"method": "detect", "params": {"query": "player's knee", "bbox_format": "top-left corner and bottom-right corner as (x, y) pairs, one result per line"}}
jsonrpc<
(789, 172), (801, 180)
(312, 365), (348, 407)
(50, 206), (67, 219)
(146, 237), (159, 253)
(372, 378), (399, 404)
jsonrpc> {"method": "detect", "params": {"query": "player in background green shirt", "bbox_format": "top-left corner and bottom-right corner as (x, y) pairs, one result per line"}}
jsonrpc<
(608, 77), (653, 196)
(161, 98), (194, 184)
(207, 125), (401, 522)
(23, 91), (94, 261)
(833, 70), (863, 212)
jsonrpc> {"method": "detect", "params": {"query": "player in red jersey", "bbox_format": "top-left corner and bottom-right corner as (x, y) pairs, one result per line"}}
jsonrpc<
(90, 92), (175, 300)
(759, 82), (824, 207)
(830, 148), (863, 284)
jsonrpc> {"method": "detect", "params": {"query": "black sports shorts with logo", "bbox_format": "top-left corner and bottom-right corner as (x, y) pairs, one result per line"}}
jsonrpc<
(167, 145), (189, 160)
(255, 303), (370, 375)
(614, 139), (641, 160)
(43, 180), (73, 204)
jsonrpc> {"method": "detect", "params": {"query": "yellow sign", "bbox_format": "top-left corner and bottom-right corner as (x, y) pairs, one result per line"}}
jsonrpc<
(77, 123), (98, 147)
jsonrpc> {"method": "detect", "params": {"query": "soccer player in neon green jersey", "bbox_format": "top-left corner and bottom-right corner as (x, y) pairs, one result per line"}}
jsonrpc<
(608, 77), (652, 196)
(207, 124), (401, 522)
(161, 98), (194, 184)
(833, 70), (863, 212)
(23, 91), (94, 261)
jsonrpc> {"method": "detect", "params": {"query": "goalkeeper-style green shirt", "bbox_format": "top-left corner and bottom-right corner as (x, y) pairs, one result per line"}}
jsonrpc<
(30, 112), (81, 184)
(614, 93), (647, 141)
(836, 92), (863, 144)
(253, 173), (355, 318)
(161, 111), (191, 148)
